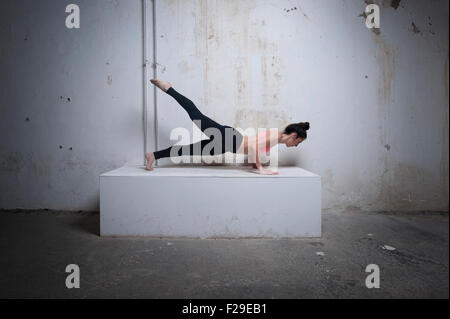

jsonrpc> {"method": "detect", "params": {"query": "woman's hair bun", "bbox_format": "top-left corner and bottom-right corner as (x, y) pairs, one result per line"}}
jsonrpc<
(283, 122), (310, 139)
(299, 122), (310, 131)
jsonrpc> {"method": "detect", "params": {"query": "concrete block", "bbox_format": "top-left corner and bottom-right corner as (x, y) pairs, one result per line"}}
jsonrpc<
(100, 165), (322, 238)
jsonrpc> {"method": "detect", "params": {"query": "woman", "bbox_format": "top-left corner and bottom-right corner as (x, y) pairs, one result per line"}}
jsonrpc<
(145, 79), (310, 175)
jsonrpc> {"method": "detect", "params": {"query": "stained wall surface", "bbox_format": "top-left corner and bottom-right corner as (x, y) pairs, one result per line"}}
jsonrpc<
(0, 0), (145, 210)
(0, 0), (448, 212)
(154, 0), (449, 212)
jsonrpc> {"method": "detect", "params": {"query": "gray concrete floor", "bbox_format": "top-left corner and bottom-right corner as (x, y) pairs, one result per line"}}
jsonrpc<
(0, 210), (448, 299)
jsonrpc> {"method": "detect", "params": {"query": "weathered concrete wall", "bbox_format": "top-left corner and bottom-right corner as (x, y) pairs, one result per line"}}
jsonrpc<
(0, 0), (144, 210)
(0, 0), (448, 212)
(155, 0), (448, 212)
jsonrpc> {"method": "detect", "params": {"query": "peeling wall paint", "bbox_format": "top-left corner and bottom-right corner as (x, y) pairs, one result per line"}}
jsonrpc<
(261, 56), (283, 106)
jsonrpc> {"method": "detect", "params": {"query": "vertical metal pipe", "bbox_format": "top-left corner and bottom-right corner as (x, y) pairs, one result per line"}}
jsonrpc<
(142, 0), (148, 165)
(152, 0), (158, 165)
(143, 0), (158, 166)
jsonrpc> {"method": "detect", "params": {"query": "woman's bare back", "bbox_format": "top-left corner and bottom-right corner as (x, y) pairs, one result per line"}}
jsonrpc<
(236, 128), (280, 155)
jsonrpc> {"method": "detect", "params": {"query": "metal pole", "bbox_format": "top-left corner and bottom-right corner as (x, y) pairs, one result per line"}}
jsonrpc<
(152, 0), (158, 166)
(142, 0), (148, 165)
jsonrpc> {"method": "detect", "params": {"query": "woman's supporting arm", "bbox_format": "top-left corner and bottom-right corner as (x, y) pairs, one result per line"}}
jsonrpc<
(251, 144), (279, 175)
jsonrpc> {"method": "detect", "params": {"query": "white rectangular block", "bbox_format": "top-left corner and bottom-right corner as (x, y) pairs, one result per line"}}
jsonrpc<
(100, 166), (322, 238)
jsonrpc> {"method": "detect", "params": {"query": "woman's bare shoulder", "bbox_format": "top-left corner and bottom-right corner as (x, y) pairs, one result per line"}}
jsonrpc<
(266, 128), (279, 137)
(245, 128), (279, 137)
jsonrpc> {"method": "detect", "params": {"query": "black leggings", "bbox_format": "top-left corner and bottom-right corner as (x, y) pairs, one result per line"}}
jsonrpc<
(154, 87), (244, 160)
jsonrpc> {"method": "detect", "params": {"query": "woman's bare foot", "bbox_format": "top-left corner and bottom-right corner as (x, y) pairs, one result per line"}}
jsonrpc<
(145, 152), (155, 171)
(150, 79), (172, 92)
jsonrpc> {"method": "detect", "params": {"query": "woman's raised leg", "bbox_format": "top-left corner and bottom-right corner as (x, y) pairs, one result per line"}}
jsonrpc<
(147, 79), (234, 170)
(150, 79), (225, 133)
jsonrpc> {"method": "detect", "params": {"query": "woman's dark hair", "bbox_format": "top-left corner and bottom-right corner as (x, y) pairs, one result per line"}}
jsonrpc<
(283, 122), (310, 139)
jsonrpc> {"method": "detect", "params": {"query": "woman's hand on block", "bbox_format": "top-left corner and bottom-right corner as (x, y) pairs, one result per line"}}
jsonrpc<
(258, 168), (279, 175)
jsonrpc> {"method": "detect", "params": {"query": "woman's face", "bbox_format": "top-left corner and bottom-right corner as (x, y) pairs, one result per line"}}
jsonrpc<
(285, 133), (304, 147)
